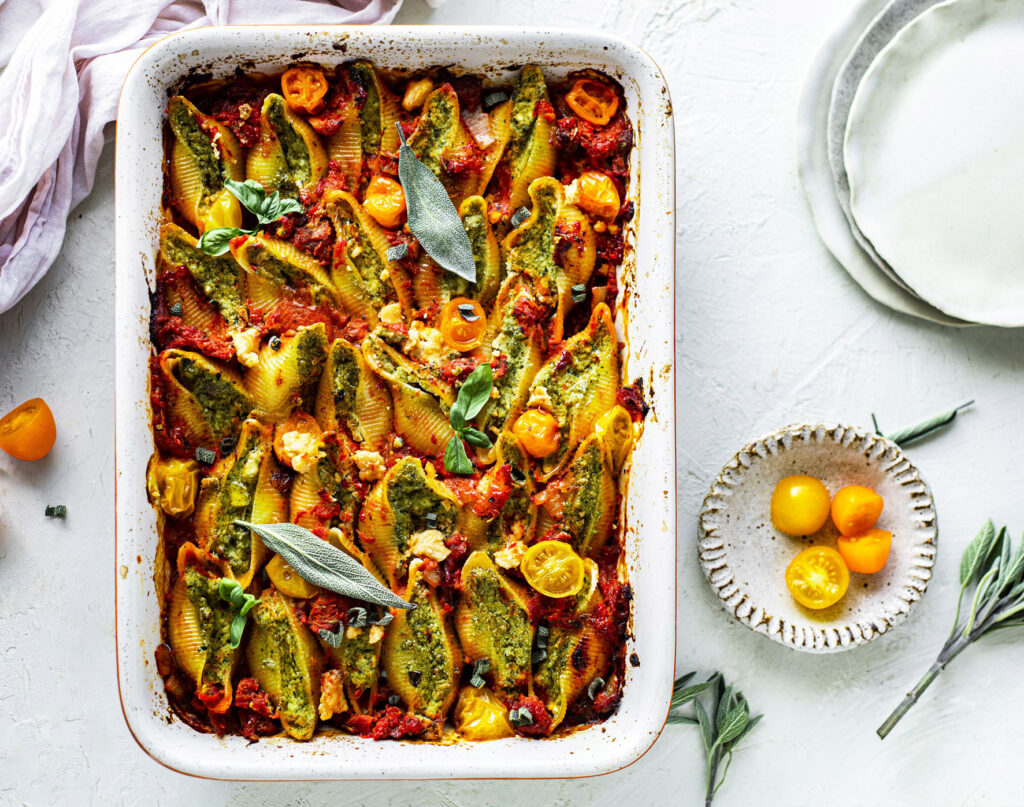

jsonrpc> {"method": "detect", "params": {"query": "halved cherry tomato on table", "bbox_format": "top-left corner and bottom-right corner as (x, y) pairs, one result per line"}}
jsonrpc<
(831, 484), (884, 537)
(770, 475), (830, 536)
(577, 171), (621, 221)
(363, 175), (407, 229)
(521, 540), (584, 598)
(0, 397), (56, 461)
(439, 297), (486, 352)
(785, 546), (849, 610)
(565, 78), (619, 126)
(512, 409), (560, 459)
(281, 67), (329, 114)
(837, 529), (893, 574)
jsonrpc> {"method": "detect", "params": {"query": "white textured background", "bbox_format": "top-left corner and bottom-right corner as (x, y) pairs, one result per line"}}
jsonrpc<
(3, 0), (1024, 804)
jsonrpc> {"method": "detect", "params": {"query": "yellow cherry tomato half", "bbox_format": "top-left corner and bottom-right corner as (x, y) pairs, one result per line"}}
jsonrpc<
(439, 297), (487, 352)
(770, 475), (831, 536)
(363, 175), (407, 229)
(281, 66), (329, 113)
(521, 540), (585, 598)
(146, 455), (201, 518)
(453, 686), (515, 741)
(0, 397), (57, 461)
(266, 554), (320, 599)
(577, 171), (621, 221)
(837, 529), (893, 574)
(785, 546), (850, 610)
(512, 409), (561, 458)
(831, 484), (884, 537)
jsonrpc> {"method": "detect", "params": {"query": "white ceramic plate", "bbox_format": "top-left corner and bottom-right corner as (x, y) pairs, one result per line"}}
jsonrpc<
(845, 0), (1024, 326)
(115, 26), (676, 780)
(698, 424), (937, 653)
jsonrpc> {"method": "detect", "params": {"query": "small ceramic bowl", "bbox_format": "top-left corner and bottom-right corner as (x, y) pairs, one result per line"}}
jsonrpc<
(698, 423), (937, 653)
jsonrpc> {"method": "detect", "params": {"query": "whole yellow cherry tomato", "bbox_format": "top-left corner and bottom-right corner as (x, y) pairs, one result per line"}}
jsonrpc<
(363, 175), (407, 229)
(200, 188), (242, 232)
(837, 528), (893, 574)
(831, 484), (884, 537)
(146, 455), (201, 517)
(577, 171), (621, 220)
(439, 297), (487, 352)
(785, 546), (849, 609)
(281, 66), (329, 114)
(521, 540), (585, 598)
(453, 686), (515, 741)
(512, 409), (560, 459)
(0, 398), (57, 461)
(770, 475), (830, 536)
(266, 554), (320, 599)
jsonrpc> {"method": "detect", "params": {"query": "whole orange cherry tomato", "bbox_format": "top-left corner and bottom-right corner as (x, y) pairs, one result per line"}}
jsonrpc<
(837, 529), (893, 574)
(512, 409), (560, 458)
(363, 175), (407, 229)
(831, 484), (884, 537)
(281, 67), (329, 114)
(577, 171), (621, 220)
(0, 398), (57, 461)
(439, 298), (486, 352)
(565, 79), (619, 126)
(785, 546), (849, 610)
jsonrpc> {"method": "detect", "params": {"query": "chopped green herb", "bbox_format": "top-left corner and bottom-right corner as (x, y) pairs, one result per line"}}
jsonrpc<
(511, 206), (530, 228)
(169, 302), (183, 317)
(571, 283), (588, 304)
(347, 606), (369, 628)
(508, 707), (534, 727)
(425, 512), (438, 529)
(386, 242), (409, 262)
(195, 446), (217, 464)
(318, 625), (345, 648)
(469, 658), (490, 688)
(457, 303), (480, 322)
(44, 505), (67, 519)
(269, 335), (282, 351)
(531, 647), (548, 665)
(587, 676), (605, 700)
(388, 694), (402, 706)
(482, 90), (509, 111)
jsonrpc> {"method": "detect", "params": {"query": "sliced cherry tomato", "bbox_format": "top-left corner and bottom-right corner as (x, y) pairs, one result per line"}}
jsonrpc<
(266, 554), (320, 599)
(831, 484), (884, 537)
(521, 540), (584, 598)
(453, 686), (515, 741)
(512, 409), (560, 458)
(577, 171), (621, 220)
(439, 297), (486, 352)
(837, 529), (893, 574)
(281, 66), (329, 114)
(565, 79), (619, 126)
(785, 546), (849, 610)
(0, 398), (56, 461)
(770, 475), (830, 536)
(363, 175), (407, 229)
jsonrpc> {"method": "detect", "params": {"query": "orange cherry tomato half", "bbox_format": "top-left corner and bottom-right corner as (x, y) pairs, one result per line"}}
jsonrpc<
(837, 529), (893, 574)
(281, 67), (329, 113)
(770, 475), (830, 536)
(439, 297), (487, 352)
(830, 484), (884, 537)
(565, 79), (619, 126)
(577, 171), (621, 220)
(0, 397), (57, 461)
(512, 409), (561, 458)
(363, 175), (407, 229)
(785, 546), (849, 610)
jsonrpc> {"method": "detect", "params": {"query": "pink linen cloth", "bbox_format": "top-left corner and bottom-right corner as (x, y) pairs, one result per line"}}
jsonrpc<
(0, 0), (402, 315)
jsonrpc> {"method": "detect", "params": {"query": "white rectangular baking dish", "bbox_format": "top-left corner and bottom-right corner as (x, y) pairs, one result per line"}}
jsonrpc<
(114, 25), (675, 780)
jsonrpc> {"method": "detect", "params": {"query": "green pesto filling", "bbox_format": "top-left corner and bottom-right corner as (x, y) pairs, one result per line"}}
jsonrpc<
(534, 628), (573, 704)
(210, 430), (263, 573)
(169, 100), (222, 195)
(329, 342), (360, 410)
(248, 249), (332, 305)
(351, 64), (381, 154)
(401, 582), (453, 717)
(510, 183), (559, 291)
(173, 356), (252, 439)
(409, 92), (457, 179)
(184, 566), (235, 685)
(561, 440), (605, 554)
(162, 233), (245, 326)
(486, 302), (532, 428)
(254, 597), (316, 736)
(294, 328), (328, 389)
(342, 630), (379, 692)
(465, 569), (531, 689)
(507, 67), (547, 170)
(266, 95), (311, 194)
(386, 463), (457, 555)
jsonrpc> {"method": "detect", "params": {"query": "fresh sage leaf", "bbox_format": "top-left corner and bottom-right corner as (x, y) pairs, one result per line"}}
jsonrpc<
(885, 399), (974, 446)
(347, 606), (369, 628)
(197, 227), (249, 256)
(234, 520), (414, 610)
(694, 699), (714, 752)
(462, 427), (492, 449)
(444, 436), (473, 475)
(482, 90), (509, 110)
(386, 242), (409, 262)
(960, 519), (996, 586)
(395, 123), (476, 283)
(319, 626), (345, 648)
(587, 677), (605, 700)
(715, 704), (750, 746)
(457, 303), (480, 322)
(571, 283), (588, 304)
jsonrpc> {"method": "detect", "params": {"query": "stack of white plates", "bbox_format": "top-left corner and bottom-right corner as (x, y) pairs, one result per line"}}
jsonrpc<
(799, 0), (1024, 327)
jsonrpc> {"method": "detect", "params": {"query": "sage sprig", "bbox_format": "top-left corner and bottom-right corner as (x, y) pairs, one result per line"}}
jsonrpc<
(877, 519), (1024, 739)
(871, 399), (974, 446)
(197, 179), (303, 256)
(234, 520), (414, 610)
(669, 671), (762, 807)
(396, 123), (476, 283)
(443, 363), (494, 475)
(217, 578), (257, 649)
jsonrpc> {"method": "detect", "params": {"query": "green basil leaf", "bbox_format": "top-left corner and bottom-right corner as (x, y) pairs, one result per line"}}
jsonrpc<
(457, 303), (480, 322)
(228, 612), (247, 649)
(218, 578), (241, 603)
(462, 427), (492, 449)
(457, 363), (494, 421)
(396, 124), (476, 283)
(257, 191), (303, 225)
(224, 178), (267, 214)
(450, 405), (467, 432)
(444, 436), (474, 475)
(238, 595), (257, 618)
(234, 520), (414, 610)
(961, 519), (997, 586)
(197, 227), (250, 256)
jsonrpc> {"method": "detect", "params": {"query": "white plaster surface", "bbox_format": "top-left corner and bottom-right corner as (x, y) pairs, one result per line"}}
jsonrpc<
(2, 1), (1024, 804)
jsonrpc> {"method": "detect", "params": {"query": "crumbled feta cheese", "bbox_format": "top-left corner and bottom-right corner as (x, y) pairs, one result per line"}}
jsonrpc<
(494, 540), (527, 570)
(280, 431), (324, 474)
(392, 436), (404, 449)
(346, 625), (363, 640)
(368, 624), (386, 644)
(379, 302), (404, 326)
(405, 320), (450, 364)
(318, 669), (348, 721)
(231, 327), (261, 368)
(526, 385), (554, 412)
(408, 529), (451, 562)
(352, 449), (387, 482)
(562, 178), (581, 206)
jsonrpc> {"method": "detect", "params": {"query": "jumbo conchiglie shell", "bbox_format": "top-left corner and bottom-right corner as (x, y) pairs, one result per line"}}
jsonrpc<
(499, 66), (556, 211)
(231, 232), (338, 309)
(479, 99), (511, 195)
(326, 97), (363, 192)
(246, 93), (328, 198)
(357, 479), (399, 588)
(244, 323), (328, 422)
(314, 338), (394, 450)
(160, 222), (248, 330)
(546, 433), (616, 557)
(459, 196), (502, 306)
